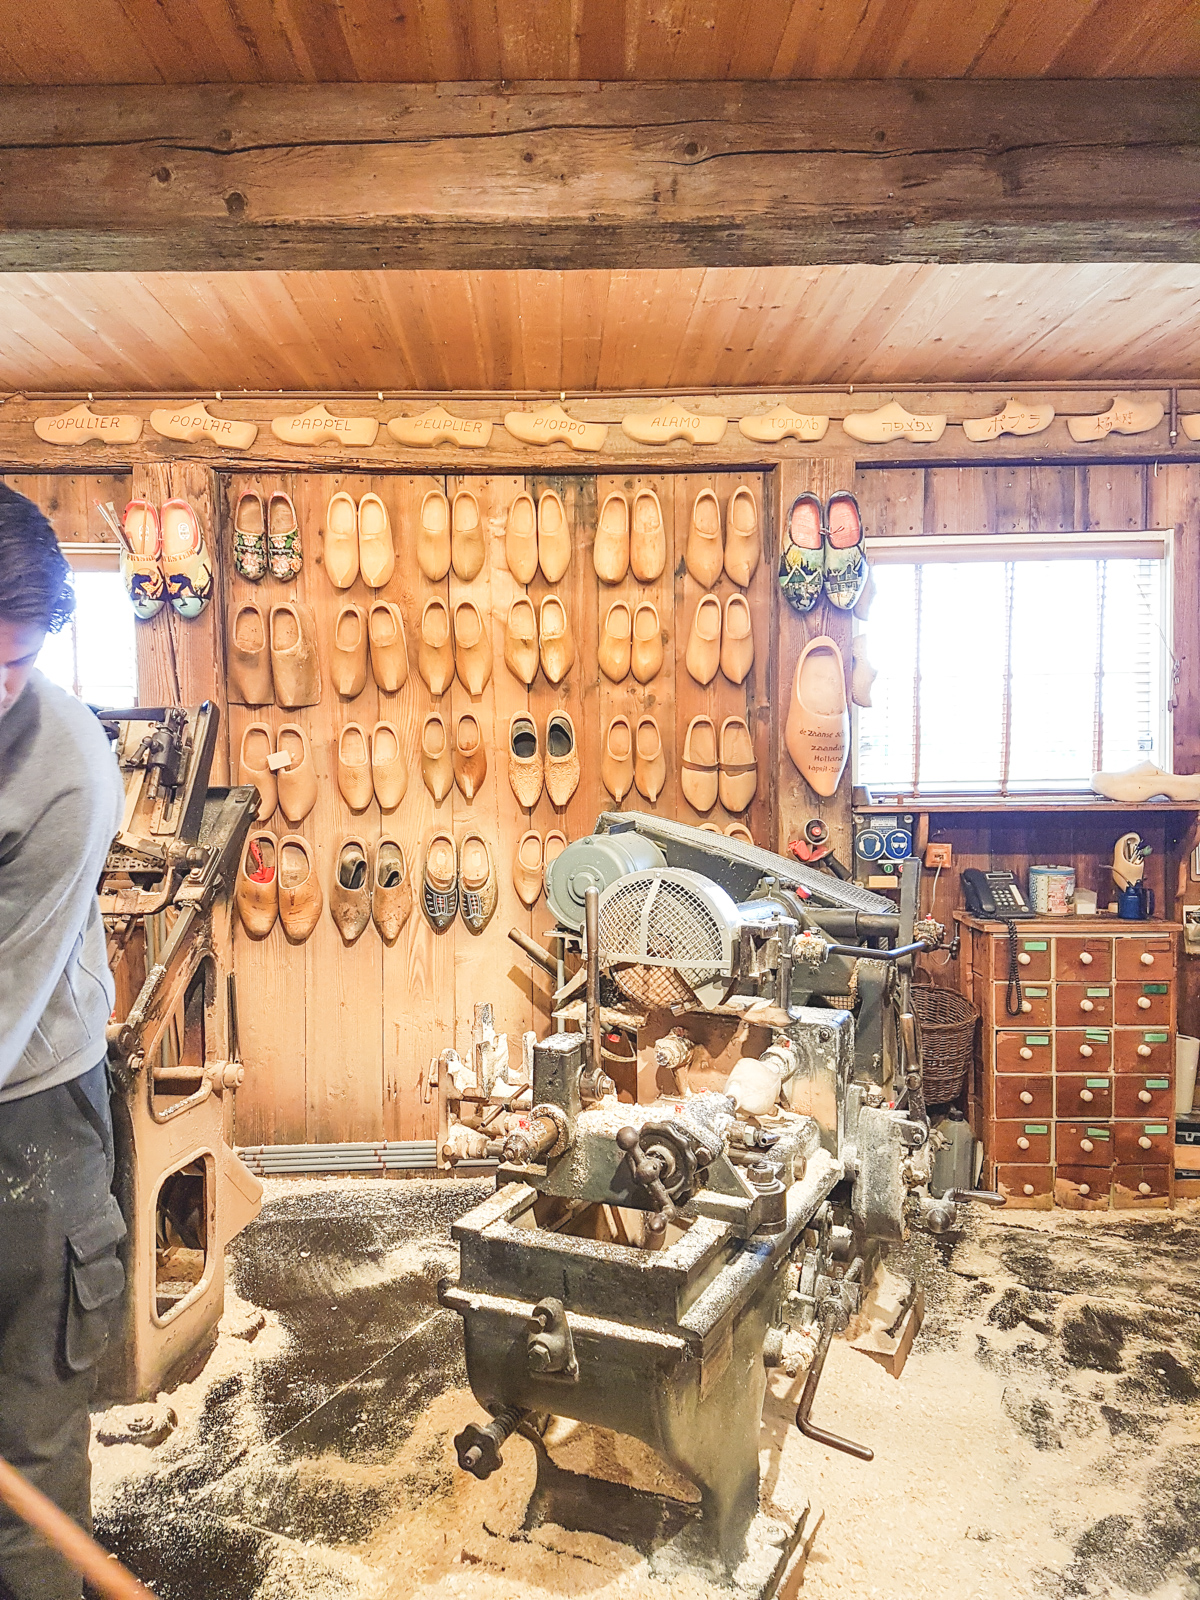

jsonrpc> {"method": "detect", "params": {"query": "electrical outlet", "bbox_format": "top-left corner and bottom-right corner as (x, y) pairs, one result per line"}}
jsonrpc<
(925, 843), (952, 868)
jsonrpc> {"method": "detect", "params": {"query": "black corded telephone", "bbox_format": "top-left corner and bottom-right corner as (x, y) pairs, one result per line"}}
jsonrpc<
(961, 868), (1035, 919)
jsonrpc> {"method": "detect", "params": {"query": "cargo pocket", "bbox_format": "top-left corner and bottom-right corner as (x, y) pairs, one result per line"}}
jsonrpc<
(64, 1194), (127, 1373)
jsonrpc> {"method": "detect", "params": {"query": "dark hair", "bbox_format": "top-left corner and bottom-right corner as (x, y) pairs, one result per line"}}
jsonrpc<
(0, 482), (75, 633)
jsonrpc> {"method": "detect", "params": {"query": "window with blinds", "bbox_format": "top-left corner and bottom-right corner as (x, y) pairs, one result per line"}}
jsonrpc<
(37, 550), (138, 707)
(855, 533), (1172, 797)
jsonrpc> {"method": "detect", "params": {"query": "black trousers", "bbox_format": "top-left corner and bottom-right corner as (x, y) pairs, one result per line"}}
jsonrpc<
(0, 1062), (126, 1600)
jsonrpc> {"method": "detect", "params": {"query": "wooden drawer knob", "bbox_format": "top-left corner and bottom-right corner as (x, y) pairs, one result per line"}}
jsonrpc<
(1138, 1135), (1153, 1149)
(1021, 1000), (1032, 1013)
(1019, 1046), (1034, 1060)
(1079, 1089), (1094, 1102)
(1140, 952), (1155, 966)
(1079, 1183), (1091, 1195)
(1019, 1090), (1034, 1104)
(1079, 1044), (1093, 1058)
(1080, 1138), (1094, 1152)
(1138, 1089), (1153, 1103)
(1079, 951), (1093, 965)
(1080, 999), (1094, 1012)
(1137, 996), (1152, 1010)
(1138, 1182), (1152, 1195)
(1137, 1044), (1153, 1057)
(1017, 951), (1031, 965)
(1022, 1184), (1035, 1196)
(1017, 1136), (1030, 1150)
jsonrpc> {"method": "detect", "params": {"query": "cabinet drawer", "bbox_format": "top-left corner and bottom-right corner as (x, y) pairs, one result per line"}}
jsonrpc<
(1054, 1167), (1110, 1209)
(1057, 983), (1113, 1024)
(1112, 1165), (1171, 1207)
(1056, 1029), (1111, 1069)
(1113, 1121), (1172, 1163)
(993, 982), (1051, 1027)
(1055, 1074), (1113, 1119)
(1113, 1028), (1172, 1072)
(994, 935), (1051, 980)
(994, 1076), (1053, 1118)
(995, 1163), (1053, 1207)
(1113, 1076), (1173, 1118)
(989, 1122), (1052, 1163)
(1055, 937), (1112, 981)
(995, 1031), (1054, 1072)
(1114, 982), (1173, 1027)
(1056, 1123), (1114, 1166)
(1114, 936), (1175, 980)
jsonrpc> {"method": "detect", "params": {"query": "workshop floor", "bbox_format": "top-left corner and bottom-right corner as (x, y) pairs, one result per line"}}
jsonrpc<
(91, 1180), (1200, 1600)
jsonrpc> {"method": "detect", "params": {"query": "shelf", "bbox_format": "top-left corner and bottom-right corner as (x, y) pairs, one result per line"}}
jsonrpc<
(856, 799), (1200, 814)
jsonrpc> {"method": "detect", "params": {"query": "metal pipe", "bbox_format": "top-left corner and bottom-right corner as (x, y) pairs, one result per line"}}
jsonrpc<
(585, 886), (602, 1081)
(506, 926), (559, 978)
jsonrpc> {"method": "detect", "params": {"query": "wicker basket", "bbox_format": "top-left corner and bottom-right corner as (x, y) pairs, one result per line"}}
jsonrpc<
(911, 984), (978, 1104)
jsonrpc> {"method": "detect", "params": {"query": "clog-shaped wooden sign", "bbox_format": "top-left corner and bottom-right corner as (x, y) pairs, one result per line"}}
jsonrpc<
(149, 401), (258, 450)
(621, 401), (727, 446)
(504, 403), (607, 451)
(34, 403), (143, 446)
(842, 400), (946, 444)
(1067, 394), (1165, 442)
(962, 398), (1055, 443)
(738, 403), (830, 443)
(271, 404), (379, 447)
(387, 404), (492, 449)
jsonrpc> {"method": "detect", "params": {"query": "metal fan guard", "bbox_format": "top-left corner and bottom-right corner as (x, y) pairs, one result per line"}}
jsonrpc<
(596, 871), (735, 1014)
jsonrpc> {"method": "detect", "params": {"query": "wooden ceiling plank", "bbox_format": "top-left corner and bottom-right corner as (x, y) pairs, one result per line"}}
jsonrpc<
(114, 0), (249, 83)
(515, 270), (566, 389)
(8, 272), (212, 391)
(2, 0), (160, 83)
(569, 0), (628, 79)
(496, 0), (574, 77)
(970, 0), (1105, 76)
(1048, 0), (1200, 76)
(559, 268), (609, 391)
(367, 270), (445, 389)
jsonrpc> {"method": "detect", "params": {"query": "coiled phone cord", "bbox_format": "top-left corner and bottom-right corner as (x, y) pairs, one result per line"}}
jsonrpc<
(1005, 918), (1025, 1017)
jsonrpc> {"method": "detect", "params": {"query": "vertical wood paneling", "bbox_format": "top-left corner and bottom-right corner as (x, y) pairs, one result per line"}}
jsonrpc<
(447, 474), (530, 1060)
(379, 473), (453, 1143)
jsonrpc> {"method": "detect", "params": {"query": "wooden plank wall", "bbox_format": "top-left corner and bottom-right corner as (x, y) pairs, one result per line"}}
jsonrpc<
(17, 456), (1199, 1136)
(220, 468), (769, 1145)
(856, 461), (1200, 1035)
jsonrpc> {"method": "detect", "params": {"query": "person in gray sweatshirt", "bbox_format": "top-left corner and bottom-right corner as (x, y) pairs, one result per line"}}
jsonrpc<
(0, 484), (126, 1599)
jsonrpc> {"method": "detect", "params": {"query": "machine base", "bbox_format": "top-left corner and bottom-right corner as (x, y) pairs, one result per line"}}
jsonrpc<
(522, 1425), (820, 1595)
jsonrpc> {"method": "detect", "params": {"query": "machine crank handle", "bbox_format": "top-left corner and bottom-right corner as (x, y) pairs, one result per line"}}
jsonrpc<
(616, 1126), (679, 1235)
(795, 1313), (874, 1462)
(817, 938), (933, 963)
(454, 1405), (529, 1480)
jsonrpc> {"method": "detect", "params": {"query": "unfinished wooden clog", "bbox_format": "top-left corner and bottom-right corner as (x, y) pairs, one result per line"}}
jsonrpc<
(738, 403), (829, 443)
(842, 400), (946, 444)
(386, 404), (491, 448)
(962, 398), (1055, 443)
(1067, 395), (1165, 442)
(271, 404), (378, 447)
(504, 403), (607, 451)
(622, 401), (726, 446)
(149, 401), (257, 449)
(35, 402), (143, 445)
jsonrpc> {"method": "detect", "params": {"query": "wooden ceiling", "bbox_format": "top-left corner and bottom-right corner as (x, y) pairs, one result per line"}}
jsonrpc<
(2, 265), (1197, 395)
(0, 0), (1193, 83)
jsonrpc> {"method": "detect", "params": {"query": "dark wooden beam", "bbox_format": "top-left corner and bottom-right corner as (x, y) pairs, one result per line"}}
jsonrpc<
(0, 80), (1195, 272)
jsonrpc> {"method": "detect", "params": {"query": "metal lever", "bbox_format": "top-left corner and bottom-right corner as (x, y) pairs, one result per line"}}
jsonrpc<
(795, 1260), (874, 1462)
(615, 1125), (677, 1235)
(946, 1187), (1007, 1207)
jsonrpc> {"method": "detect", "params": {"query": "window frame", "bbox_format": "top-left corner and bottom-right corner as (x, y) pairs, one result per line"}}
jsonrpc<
(852, 528), (1176, 802)
(48, 541), (139, 708)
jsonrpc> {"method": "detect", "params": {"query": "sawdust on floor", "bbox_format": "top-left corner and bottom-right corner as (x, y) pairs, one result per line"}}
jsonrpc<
(90, 1180), (1200, 1599)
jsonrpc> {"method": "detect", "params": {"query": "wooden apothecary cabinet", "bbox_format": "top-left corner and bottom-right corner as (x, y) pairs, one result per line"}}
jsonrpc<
(955, 915), (1179, 1211)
